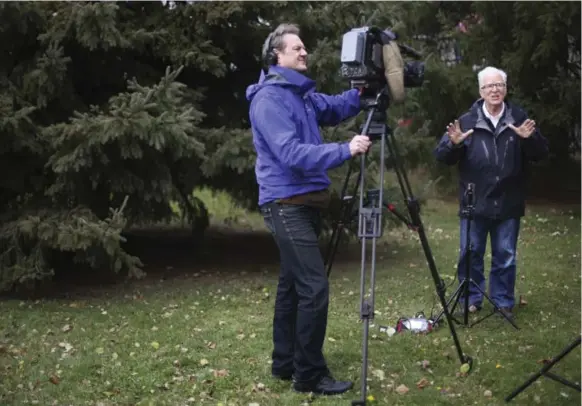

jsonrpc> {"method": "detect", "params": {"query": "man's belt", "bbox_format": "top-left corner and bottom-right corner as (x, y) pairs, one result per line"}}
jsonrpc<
(276, 189), (331, 209)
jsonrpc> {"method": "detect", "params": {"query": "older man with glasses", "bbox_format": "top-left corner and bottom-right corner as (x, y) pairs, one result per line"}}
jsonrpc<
(434, 66), (549, 320)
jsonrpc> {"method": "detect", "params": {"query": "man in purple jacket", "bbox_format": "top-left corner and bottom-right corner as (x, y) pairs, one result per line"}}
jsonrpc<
(246, 23), (370, 395)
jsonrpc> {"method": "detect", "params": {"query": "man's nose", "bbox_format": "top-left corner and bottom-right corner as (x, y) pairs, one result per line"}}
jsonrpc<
(300, 49), (307, 56)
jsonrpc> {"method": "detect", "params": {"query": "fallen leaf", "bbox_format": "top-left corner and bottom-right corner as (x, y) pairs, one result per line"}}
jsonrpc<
(213, 369), (229, 378)
(61, 324), (72, 333)
(484, 389), (493, 397)
(416, 378), (430, 389)
(151, 342), (160, 350)
(519, 296), (528, 307)
(95, 347), (104, 354)
(420, 360), (430, 369)
(200, 359), (209, 366)
(207, 342), (216, 349)
(49, 375), (60, 385)
(58, 342), (73, 353)
(252, 382), (266, 392)
(372, 369), (385, 381)
(395, 384), (409, 395)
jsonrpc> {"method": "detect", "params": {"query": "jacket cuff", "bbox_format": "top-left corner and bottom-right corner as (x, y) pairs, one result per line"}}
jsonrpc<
(341, 142), (352, 161)
(448, 140), (464, 149)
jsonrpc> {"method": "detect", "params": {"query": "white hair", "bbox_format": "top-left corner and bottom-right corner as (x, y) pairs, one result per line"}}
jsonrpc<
(478, 66), (507, 88)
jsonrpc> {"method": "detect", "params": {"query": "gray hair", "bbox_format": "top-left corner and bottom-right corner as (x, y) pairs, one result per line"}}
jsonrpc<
(478, 66), (508, 88)
(270, 23), (301, 51)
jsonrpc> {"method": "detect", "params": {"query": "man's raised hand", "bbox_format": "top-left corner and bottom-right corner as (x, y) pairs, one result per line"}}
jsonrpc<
(509, 119), (536, 139)
(446, 120), (474, 145)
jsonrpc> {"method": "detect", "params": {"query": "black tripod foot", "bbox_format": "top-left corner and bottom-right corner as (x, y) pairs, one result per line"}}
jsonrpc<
(462, 355), (474, 373)
(472, 303), (519, 330)
(351, 401), (366, 406)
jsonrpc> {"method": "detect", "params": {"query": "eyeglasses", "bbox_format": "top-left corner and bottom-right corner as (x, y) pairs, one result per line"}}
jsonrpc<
(480, 82), (506, 90)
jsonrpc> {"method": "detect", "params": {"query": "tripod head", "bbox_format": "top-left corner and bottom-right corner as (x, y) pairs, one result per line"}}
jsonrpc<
(358, 86), (390, 131)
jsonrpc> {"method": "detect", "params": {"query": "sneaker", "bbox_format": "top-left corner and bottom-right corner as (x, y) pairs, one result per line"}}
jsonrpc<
(468, 304), (481, 313)
(293, 375), (353, 395)
(454, 303), (481, 317)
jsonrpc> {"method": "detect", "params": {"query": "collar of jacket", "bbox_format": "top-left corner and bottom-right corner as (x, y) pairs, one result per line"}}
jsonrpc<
(264, 65), (316, 96)
(468, 98), (517, 136)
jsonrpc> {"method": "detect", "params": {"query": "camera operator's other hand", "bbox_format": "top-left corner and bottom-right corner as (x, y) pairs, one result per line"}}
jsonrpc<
(349, 135), (372, 156)
(446, 120), (474, 145)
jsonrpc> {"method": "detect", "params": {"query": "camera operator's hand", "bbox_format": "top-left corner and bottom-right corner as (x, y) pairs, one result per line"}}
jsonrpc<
(349, 135), (372, 156)
(446, 120), (474, 145)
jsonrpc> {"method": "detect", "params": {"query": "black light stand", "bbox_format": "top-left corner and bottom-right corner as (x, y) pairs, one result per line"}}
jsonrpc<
(323, 89), (472, 406)
(431, 185), (519, 330)
(505, 335), (581, 402)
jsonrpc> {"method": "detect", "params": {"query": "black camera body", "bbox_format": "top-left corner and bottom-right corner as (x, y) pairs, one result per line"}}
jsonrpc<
(340, 26), (425, 101)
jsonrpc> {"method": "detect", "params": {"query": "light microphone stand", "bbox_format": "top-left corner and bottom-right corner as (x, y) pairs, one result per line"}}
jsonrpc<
(431, 184), (519, 329)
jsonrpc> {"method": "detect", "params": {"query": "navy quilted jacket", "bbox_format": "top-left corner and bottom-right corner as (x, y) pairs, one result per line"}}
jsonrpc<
(434, 99), (549, 220)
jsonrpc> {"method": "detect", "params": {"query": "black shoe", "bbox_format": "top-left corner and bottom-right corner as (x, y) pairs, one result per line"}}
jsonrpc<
(272, 368), (332, 382)
(272, 371), (293, 381)
(293, 375), (353, 395)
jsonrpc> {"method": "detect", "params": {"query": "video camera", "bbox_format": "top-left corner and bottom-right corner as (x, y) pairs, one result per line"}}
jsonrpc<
(340, 27), (425, 105)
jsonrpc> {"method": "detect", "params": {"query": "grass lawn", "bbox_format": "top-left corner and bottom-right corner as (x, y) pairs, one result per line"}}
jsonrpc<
(0, 196), (580, 406)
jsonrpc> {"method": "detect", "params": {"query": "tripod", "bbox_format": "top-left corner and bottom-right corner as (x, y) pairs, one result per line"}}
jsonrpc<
(323, 89), (472, 406)
(431, 185), (519, 329)
(505, 335), (581, 402)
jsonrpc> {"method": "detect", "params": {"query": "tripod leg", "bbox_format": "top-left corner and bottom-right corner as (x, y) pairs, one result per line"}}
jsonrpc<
(505, 336), (581, 402)
(463, 218), (471, 326)
(384, 130), (471, 368)
(351, 108), (386, 406)
(354, 154), (375, 406)
(325, 163), (361, 277)
(324, 224), (341, 276)
(469, 282), (520, 329)
(356, 232), (370, 405)
(432, 279), (468, 326)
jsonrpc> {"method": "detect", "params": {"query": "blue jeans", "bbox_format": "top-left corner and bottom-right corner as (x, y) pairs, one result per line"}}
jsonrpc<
(458, 216), (521, 309)
(260, 202), (330, 383)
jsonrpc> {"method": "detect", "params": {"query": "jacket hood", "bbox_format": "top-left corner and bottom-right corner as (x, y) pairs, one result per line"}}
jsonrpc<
(245, 66), (316, 102)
